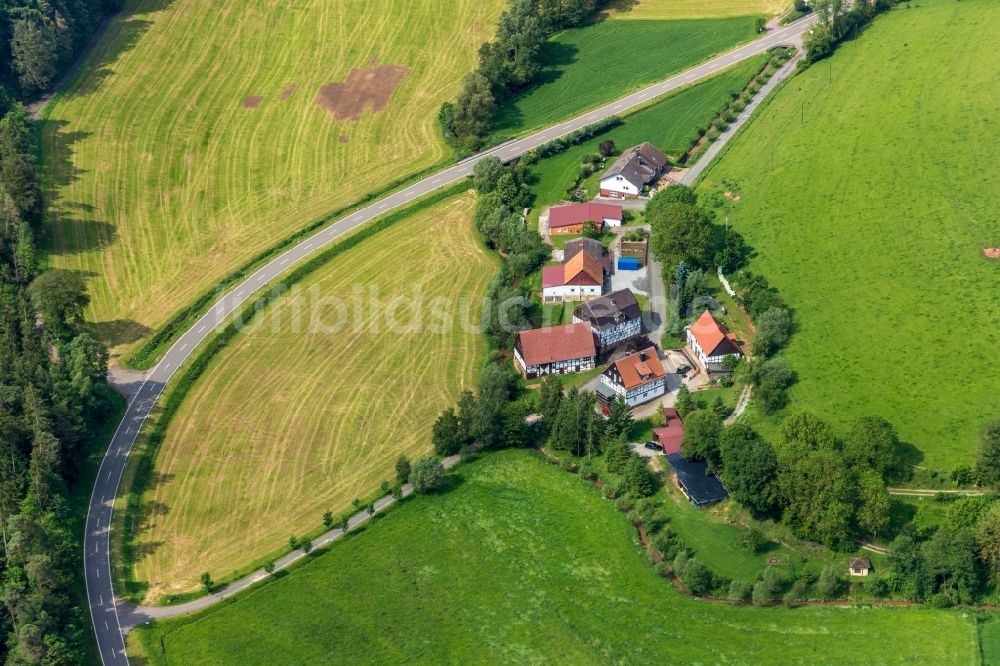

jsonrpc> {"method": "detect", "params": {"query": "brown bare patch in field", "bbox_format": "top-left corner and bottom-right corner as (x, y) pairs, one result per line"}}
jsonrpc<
(315, 64), (409, 120)
(243, 95), (263, 108)
(338, 135), (349, 143)
(280, 84), (296, 100)
(984, 247), (1000, 259)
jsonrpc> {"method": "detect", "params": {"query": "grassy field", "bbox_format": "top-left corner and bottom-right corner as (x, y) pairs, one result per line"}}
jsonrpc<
(527, 56), (764, 220)
(492, 15), (760, 139)
(606, 0), (789, 19)
(40, 0), (502, 358)
(127, 193), (494, 601)
(129, 450), (978, 664)
(983, 620), (1000, 665)
(699, 0), (1000, 468)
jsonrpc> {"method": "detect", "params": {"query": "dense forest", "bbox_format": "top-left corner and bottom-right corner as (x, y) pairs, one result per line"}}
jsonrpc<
(0, 0), (120, 96)
(0, 98), (115, 663)
(0, 2), (118, 659)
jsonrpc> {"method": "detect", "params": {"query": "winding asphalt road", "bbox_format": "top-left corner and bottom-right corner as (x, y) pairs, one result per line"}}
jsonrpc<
(84, 15), (818, 664)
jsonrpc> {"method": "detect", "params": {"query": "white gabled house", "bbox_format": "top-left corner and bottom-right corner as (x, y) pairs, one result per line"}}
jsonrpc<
(685, 310), (742, 370)
(513, 323), (597, 379)
(596, 346), (668, 408)
(572, 289), (642, 351)
(599, 142), (668, 199)
(541, 251), (605, 303)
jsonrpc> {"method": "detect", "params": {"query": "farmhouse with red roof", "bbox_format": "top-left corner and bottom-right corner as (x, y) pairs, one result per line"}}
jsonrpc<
(541, 251), (605, 303)
(513, 323), (597, 379)
(685, 310), (742, 370)
(596, 346), (667, 408)
(548, 202), (623, 235)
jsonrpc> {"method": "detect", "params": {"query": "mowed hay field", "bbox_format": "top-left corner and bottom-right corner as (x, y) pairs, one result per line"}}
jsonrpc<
(129, 451), (978, 664)
(41, 0), (502, 356)
(605, 0), (788, 19)
(700, 1), (1000, 467)
(130, 193), (494, 600)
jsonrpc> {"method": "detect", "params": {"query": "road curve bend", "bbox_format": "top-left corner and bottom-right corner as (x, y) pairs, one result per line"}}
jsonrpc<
(84, 16), (817, 663)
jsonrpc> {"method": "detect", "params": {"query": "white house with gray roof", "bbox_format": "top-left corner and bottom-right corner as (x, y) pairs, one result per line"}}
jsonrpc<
(599, 142), (668, 199)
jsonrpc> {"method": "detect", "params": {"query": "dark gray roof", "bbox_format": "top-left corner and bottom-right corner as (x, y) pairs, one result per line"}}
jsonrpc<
(665, 453), (729, 506)
(563, 237), (604, 263)
(573, 289), (641, 332)
(601, 142), (668, 188)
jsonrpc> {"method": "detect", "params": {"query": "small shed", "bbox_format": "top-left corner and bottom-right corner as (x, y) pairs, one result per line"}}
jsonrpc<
(848, 557), (871, 577)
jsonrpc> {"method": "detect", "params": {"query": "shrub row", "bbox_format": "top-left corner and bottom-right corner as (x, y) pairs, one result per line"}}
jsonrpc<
(521, 115), (623, 163)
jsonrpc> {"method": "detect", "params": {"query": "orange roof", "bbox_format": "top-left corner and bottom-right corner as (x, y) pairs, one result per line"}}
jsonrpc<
(517, 323), (596, 367)
(563, 251), (603, 286)
(688, 310), (739, 358)
(549, 202), (623, 229)
(610, 347), (666, 390)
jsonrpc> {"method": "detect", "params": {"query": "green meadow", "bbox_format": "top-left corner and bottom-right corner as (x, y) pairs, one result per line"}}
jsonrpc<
(493, 15), (760, 139)
(527, 56), (764, 215)
(700, 0), (1000, 469)
(130, 451), (977, 664)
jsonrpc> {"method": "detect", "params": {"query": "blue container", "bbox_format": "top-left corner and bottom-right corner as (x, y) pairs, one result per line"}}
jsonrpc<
(617, 257), (640, 271)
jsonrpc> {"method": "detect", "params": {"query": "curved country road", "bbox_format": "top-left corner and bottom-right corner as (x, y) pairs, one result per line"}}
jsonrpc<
(84, 16), (817, 664)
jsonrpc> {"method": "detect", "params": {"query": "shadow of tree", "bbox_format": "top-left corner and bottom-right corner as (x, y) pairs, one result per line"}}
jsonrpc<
(57, 0), (178, 104)
(596, 0), (640, 22)
(92, 319), (152, 348)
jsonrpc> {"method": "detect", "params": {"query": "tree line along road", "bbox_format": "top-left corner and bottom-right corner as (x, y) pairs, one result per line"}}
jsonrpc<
(83, 15), (818, 665)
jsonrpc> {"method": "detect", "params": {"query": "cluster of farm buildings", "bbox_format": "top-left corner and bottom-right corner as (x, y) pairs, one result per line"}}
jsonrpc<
(518, 143), (750, 507)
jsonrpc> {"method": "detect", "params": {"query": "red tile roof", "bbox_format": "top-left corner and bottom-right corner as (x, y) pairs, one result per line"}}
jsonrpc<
(688, 310), (740, 358)
(610, 347), (666, 390)
(564, 252), (603, 285)
(517, 323), (596, 367)
(654, 408), (684, 455)
(549, 202), (623, 229)
(542, 253), (604, 289)
(541, 265), (564, 289)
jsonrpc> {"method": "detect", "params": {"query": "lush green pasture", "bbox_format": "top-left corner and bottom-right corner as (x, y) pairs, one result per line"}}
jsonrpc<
(127, 193), (493, 601)
(130, 450), (977, 664)
(40, 0), (502, 357)
(607, 0), (788, 19)
(700, 1), (1000, 468)
(982, 620), (1000, 665)
(492, 15), (759, 139)
(528, 56), (763, 216)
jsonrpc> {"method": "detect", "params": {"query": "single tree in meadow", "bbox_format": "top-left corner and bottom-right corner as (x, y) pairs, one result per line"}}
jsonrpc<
(395, 455), (412, 486)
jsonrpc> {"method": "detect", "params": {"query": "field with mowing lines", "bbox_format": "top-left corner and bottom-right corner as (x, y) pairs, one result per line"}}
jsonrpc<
(129, 451), (978, 664)
(128, 193), (493, 601)
(607, 0), (788, 19)
(699, 0), (1000, 468)
(491, 14), (759, 139)
(41, 0), (502, 357)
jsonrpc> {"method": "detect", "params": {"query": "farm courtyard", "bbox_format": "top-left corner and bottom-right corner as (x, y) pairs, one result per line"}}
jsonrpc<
(126, 193), (493, 601)
(700, 0), (1000, 468)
